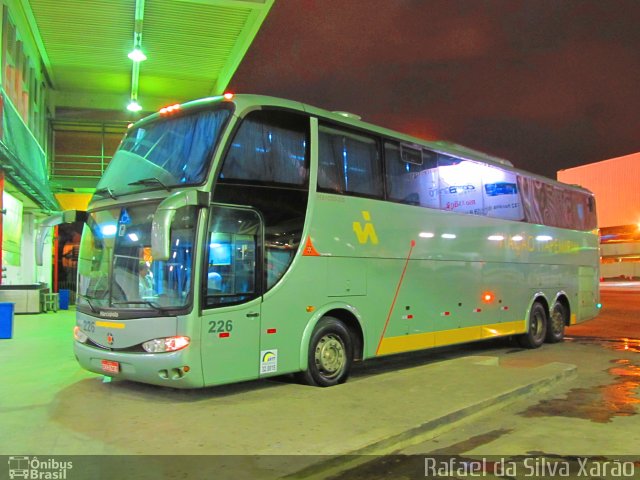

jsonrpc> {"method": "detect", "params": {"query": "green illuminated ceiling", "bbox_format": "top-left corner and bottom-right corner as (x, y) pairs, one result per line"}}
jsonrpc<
(24, 0), (274, 112)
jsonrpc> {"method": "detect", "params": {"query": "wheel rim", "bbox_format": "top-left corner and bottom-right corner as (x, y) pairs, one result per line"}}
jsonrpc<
(314, 333), (346, 379)
(531, 308), (545, 340)
(551, 306), (565, 336)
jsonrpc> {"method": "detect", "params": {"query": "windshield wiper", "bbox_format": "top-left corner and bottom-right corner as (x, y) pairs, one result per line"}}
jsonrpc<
(94, 187), (118, 199)
(77, 293), (97, 313)
(128, 177), (170, 191)
(112, 300), (172, 314)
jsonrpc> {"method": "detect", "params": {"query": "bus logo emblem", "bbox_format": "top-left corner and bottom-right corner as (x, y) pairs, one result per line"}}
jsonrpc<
(8, 456), (29, 479)
(260, 350), (278, 374)
(353, 211), (379, 245)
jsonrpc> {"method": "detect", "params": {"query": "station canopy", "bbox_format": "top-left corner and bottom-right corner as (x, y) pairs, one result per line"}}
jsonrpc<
(3, 0), (274, 211)
(30, 0), (273, 110)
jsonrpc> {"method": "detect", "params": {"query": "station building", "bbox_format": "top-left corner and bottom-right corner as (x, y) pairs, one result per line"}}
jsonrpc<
(558, 152), (640, 280)
(0, 0), (273, 311)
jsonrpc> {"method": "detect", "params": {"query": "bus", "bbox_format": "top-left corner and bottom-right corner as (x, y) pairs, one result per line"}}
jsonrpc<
(72, 94), (600, 388)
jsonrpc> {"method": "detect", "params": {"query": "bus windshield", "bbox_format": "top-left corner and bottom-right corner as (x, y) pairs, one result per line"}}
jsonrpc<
(96, 107), (231, 195)
(77, 202), (197, 314)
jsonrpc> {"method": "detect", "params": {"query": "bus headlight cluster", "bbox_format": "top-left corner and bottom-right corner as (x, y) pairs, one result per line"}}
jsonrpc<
(73, 326), (88, 343)
(142, 336), (190, 353)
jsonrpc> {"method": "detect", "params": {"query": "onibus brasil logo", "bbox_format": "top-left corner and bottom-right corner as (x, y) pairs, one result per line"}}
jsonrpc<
(8, 456), (73, 479)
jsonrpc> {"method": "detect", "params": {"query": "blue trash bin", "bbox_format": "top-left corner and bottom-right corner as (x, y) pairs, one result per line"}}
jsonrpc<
(59, 289), (70, 310)
(0, 302), (14, 339)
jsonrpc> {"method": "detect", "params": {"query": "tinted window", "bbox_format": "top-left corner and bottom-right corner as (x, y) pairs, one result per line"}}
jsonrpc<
(204, 206), (261, 307)
(517, 176), (597, 230)
(318, 125), (382, 197)
(219, 110), (308, 186)
(385, 142), (438, 207)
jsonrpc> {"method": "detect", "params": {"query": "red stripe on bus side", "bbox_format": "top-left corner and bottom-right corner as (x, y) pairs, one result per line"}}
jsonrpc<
(376, 240), (416, 355)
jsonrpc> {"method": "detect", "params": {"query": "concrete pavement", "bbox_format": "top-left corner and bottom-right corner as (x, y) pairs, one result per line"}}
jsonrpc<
(0, 308), (576, 478)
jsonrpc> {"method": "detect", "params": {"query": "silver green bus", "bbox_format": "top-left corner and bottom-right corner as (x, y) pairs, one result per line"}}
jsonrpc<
(73, 94), (600, 388)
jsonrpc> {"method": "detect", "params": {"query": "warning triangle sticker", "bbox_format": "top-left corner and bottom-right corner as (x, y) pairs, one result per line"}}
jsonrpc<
(302, 236), (320, 256)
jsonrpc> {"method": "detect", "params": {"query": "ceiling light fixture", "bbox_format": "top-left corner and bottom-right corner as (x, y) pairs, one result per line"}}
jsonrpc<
(126, 0), (146, 112)
(128, 47), (147, 62)
(127, 100), (142, 112)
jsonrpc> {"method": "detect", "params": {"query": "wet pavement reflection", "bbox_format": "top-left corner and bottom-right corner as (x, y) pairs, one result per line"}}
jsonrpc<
(521, 337), (640, 423)
(566, 335), (640, 353)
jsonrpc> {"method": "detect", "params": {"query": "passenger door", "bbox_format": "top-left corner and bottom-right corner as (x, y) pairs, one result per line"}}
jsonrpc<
(200, 205), (263, 386)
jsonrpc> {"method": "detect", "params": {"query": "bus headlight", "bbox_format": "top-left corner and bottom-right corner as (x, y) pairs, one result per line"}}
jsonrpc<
(142, 336), (190, 353)
(74, 326), (88, 343)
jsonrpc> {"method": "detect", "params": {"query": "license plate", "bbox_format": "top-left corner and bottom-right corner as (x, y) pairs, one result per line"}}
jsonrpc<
(101, 360), (120, 374)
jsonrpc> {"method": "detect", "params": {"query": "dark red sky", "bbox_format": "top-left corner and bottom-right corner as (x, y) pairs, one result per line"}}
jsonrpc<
(230, 0), (640, 179)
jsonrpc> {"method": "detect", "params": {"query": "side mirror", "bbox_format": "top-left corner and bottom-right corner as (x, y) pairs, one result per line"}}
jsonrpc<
(151, 190), (209, 260)
(36, 210), (87, 266)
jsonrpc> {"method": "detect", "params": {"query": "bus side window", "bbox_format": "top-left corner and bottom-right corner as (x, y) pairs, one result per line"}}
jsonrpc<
(219, 110), (308, 187)
(384, 141), (438, 208)
(204, 207), (261, 307)
(318, 125), (383, 198)
(480, 164), (524, 221)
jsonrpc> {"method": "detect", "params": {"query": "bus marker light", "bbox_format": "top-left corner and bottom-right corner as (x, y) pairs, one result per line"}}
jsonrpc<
(473, 308), (482, 313)
(183, 366), (190, 372)
(501, 306), (509, 311)
(219, 332), (230, 338)
(267, 328), (277, 334)
(223, 92), (235, 101)
(441, 312), (451, 316)
(482, 292), (495, 303)
(159, 104), (181, 115)
(306, 306), (315, 312)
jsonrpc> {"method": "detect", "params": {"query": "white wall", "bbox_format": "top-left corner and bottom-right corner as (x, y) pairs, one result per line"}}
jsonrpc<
(1, 213), (52, 286)
(601, 262), (640, 279)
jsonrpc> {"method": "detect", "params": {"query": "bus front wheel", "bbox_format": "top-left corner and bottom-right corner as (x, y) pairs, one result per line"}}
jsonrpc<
(546, 301), (567, 343)
(301, 317), (353, 387)
(517, 302), (547, 349)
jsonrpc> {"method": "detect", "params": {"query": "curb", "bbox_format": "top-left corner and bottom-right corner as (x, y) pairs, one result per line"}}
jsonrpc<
(286, 361), (577, 479)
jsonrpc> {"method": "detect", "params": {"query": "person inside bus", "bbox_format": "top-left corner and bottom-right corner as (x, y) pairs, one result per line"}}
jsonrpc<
(138, 262), (155, 298)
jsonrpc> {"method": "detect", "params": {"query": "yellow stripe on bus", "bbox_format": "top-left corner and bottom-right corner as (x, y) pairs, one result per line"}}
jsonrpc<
(96, 321), (125, 329)
(377, 320), (526, 356)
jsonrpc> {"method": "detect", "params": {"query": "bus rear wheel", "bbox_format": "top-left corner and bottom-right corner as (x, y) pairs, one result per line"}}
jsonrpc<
(517, 302), (547, 349)
(301, 317), (353, 387)
(546, 301), (567, 343)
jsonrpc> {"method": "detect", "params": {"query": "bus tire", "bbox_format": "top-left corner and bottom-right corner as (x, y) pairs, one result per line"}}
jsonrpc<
(546, 301), (567, 343)
(517, 302), (547, 349)
(301, 316), (353, 387)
